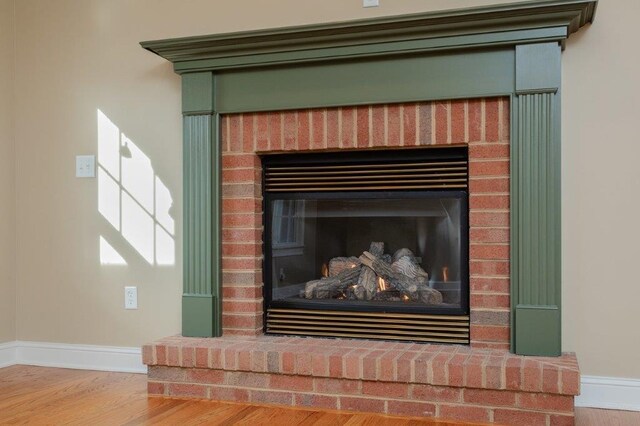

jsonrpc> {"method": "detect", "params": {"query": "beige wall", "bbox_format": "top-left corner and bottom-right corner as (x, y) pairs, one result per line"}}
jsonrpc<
(12, 0), (515, 348)
(0, 0), (16, 343)
(562, 1), (640, 379)
(10, 0), (640, 378)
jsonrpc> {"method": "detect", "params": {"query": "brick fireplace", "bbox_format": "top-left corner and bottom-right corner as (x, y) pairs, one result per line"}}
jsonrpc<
(143, 97), (580, 423)
(140, 1), (597, 423)
(220, 98), (510, 348)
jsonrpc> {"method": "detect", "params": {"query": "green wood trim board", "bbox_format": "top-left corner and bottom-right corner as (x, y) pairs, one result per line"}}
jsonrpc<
(171, 27), (565, 74)
(141, 0), (597, 356)
(215, 49), (515, 114)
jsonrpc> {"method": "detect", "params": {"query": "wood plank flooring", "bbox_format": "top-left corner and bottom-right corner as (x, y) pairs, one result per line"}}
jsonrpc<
(575, 407), (640, 426)
(0, 365), (638, 425)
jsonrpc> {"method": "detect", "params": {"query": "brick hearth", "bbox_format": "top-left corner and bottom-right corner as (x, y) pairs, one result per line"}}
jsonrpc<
(145, 97), (581, 424)
(144, 335), (579, 424)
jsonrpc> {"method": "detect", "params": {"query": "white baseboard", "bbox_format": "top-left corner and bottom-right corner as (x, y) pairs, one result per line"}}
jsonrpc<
(575, 375), (640, 412)
(0, 340), (146, 374)
(0, 341), (17, 368)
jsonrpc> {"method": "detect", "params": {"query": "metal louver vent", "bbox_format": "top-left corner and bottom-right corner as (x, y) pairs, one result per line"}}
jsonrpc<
(263, 150), (468, 193)
(266, 309), (470, 344)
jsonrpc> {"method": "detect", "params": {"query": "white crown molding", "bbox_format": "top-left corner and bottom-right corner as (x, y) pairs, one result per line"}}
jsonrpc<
(575, 375), (640, 412)
(0, 341), (146, 374)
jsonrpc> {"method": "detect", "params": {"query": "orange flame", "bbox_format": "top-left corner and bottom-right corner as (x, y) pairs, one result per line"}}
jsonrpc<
(442, 266), (449, 282)
(377, 277), (387, 292)
(321, 263), (329, 278)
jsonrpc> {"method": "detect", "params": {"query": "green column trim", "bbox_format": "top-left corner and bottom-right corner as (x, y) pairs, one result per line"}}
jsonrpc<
(182, 73), (215, 115)
(142, 1), (597, 348)
(181, 72), (222, 337)
(512, 43), (562, 356)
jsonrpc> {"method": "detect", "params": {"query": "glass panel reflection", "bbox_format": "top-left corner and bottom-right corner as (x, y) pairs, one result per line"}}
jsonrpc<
(268, 193), (467, 311)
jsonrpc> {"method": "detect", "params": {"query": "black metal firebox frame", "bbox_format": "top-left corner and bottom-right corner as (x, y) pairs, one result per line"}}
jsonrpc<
(261, 148), (470, 329)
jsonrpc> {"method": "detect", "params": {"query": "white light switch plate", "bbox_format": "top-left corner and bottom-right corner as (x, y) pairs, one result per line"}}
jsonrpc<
(76, 155), (95, 178)
(125, 286), (138, 309)
(363, 0), (379, 7)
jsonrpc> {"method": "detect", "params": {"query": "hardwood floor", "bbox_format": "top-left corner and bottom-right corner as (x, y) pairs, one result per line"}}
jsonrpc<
(0, 365), (470, 425)
(0, 365), (638, 425)
(575, 407), (640, 426)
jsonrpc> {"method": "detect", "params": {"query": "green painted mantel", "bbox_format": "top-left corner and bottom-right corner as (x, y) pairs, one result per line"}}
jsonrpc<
(141, 0), (597, 356)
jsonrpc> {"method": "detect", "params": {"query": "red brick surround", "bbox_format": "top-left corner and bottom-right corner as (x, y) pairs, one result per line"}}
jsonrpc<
(144, 335), (579, 425)
(220, 98), (510, 348)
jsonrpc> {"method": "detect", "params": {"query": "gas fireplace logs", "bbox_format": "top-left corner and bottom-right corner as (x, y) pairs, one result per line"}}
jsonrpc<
(303, 242), (443, 305)
(391, 255), (429, 286)
(359, 251), (443, 305)
(354, 242), (384, 301)
(303, 265), (362, 299)
(328, 257), (361, 277)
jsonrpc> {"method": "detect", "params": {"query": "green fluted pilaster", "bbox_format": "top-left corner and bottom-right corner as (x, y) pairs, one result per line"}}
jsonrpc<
(511, 43), (562, 356)
(181, 72), (222, 337)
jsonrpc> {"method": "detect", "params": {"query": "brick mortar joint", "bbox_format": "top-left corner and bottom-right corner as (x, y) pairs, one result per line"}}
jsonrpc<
(150, 378), (575, 415)
(146, 364), (579, 396)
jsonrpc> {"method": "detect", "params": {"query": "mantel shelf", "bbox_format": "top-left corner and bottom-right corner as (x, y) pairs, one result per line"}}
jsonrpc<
(141, 0), (597, 73)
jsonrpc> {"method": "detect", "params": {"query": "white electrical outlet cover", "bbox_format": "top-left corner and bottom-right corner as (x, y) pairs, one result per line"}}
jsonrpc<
(363, 0), (379, 7)
(125, 286), (138, 310)
(76, 155), (96, 178)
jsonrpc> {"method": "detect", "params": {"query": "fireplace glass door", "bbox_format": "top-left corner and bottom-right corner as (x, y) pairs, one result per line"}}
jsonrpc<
(265, 192), (468, 315)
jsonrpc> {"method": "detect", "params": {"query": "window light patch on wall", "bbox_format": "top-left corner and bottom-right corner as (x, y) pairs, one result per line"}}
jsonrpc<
(97, 109), (175, 266)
